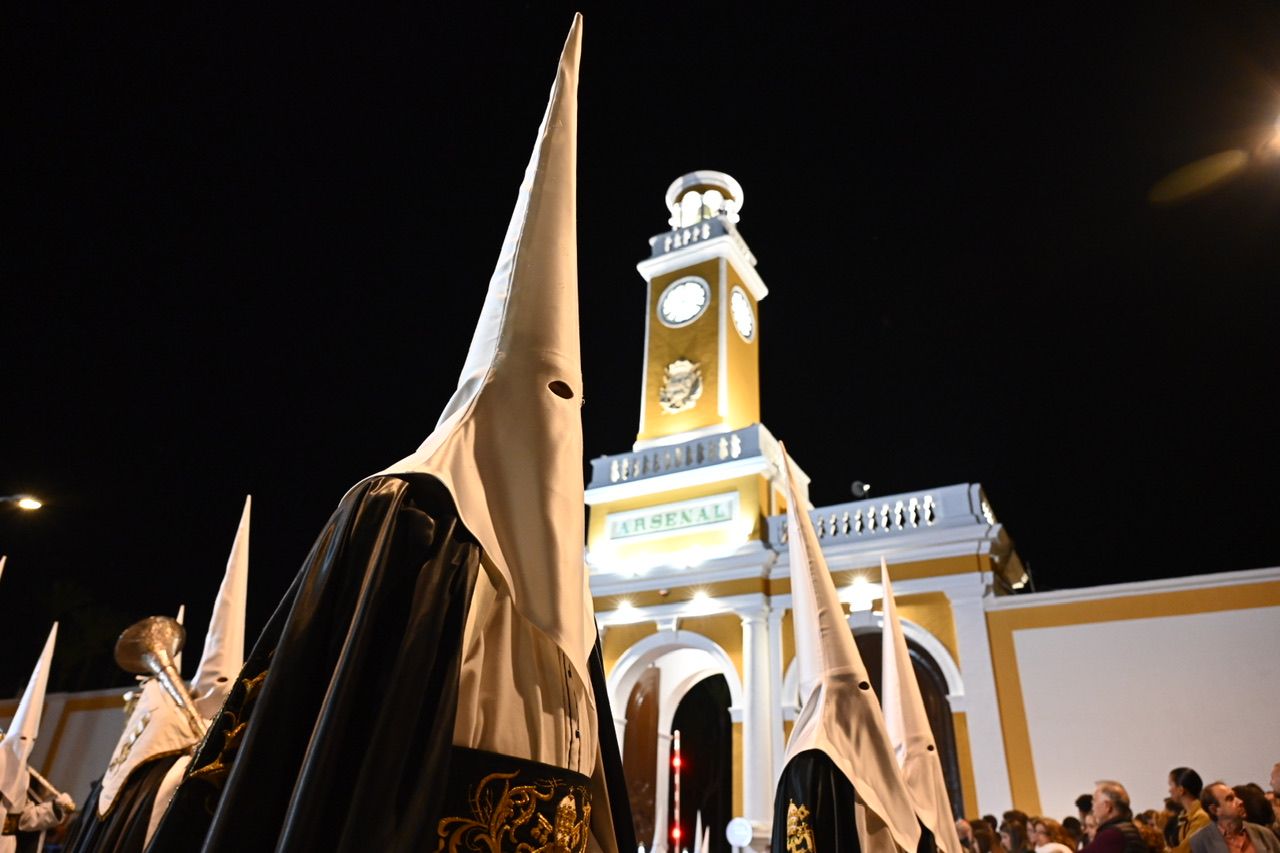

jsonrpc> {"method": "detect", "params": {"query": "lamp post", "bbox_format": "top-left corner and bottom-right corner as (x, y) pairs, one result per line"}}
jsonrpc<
(1, 494), (43, 510)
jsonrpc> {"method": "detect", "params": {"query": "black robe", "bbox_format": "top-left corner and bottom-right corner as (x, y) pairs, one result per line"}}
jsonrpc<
(62, 756), (181, 853)
(147, 473), (634, 853)
(770, 750), (936, 853)
(772, 750), (859, 853)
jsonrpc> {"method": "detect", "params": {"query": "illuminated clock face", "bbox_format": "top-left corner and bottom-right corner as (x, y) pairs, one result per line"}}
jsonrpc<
(730, 287), (755, 341)
(658, 277), (710, 327)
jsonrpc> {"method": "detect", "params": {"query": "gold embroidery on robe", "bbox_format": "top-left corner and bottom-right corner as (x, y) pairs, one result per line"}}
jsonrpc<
(435, 770), (591, 853)
(787, 799), (816, 853)
(186, 667), (269, 814)
(107, 710), (153, 773)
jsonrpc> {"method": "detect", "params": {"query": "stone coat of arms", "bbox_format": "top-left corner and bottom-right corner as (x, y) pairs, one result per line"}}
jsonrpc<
(659, 358), (703, 413)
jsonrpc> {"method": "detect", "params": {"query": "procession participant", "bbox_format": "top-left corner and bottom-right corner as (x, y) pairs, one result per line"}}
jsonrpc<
(64, 497), (250, 853)
(882, 557), (965, 853)
(771, 447), (923, 853)
(148, 15), (633, 853)
(1, 626), (76, 853)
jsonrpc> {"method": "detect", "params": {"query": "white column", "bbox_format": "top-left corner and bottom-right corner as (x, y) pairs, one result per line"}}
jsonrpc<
(767, 605), (786, 785)
(950, 582), (1013, 813)
(652, 730), (673, 853)
(741, 607), (774, 845)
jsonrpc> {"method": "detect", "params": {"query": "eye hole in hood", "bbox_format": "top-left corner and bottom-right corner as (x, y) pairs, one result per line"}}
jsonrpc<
(547, 380), (574, 399)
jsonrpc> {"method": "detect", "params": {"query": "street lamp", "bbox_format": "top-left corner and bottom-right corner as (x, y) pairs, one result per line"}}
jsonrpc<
(1, 495), (43, 510)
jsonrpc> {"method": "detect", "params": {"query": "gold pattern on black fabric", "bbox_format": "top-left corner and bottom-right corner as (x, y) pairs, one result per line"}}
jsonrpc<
(435, 770), (591, 853)
(186, 667), (268, 813)
(787, 799), (816, 853)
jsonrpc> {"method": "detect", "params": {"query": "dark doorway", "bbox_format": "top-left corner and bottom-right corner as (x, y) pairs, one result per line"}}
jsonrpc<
(668, 674), (732, 853)
(853, 631), (965, 816)
(623, 665), (661, 846)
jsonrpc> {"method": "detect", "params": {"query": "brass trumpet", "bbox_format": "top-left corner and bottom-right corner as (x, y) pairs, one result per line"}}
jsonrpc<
(114, 616), (207, 740)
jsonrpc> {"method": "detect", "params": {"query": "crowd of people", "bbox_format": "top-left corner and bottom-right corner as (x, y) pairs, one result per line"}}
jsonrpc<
(956, 765), (1280, 853)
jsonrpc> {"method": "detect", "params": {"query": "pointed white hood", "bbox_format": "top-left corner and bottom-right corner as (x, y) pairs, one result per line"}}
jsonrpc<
(880, 560), (964, 853)
(379, 15), (593, 684)
(174, 604), (185, 676)
(191, 495), (249, 718)
(780, 448), (920, 853)
(0, 623), (56, 807)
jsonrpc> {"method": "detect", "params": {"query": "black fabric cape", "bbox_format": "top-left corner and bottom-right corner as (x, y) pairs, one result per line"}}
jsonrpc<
(770, 749), (937, 853)
(62, 754), (181, 853)
(772, 749), (860, 853)
(147, 473), (634, 853)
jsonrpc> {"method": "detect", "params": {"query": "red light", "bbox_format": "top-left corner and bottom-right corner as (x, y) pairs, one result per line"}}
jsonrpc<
(673, 827), (682, 840)
(673, 756), (682, 768)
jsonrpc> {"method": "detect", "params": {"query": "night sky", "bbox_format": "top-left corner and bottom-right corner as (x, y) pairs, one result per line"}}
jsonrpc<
(5, 3), (1279, 694)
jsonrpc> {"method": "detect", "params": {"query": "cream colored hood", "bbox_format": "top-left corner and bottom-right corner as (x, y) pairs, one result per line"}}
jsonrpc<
(781, 448), (920, 853)
(378, 14), (593, 686)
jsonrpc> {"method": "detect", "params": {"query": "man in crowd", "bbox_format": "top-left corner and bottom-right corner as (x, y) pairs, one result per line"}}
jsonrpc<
(1081, 780), (1145, 853)
(1078, 795), (1095, 827)
(1169, 767), (1212, 853)
(1191, 782), (1280, 853)
(1063, 816), (1084, 850)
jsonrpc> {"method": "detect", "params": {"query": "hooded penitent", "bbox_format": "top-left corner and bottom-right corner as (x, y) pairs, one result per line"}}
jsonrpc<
(772, 446), (922, 853)
(142, 496), (252, 844)
(378, 10), (596, 762)
(66, 498), (250, 853)
(880, 559), (964, 853)
(0, 624), (57, 810)
(191, 495), (249, 718)
(0, 624), (59, 853)
(146, 15), (633, 853)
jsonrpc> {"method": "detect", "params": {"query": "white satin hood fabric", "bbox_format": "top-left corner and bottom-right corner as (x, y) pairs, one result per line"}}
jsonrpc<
(146, 754), (191, 844)
(191, 495), (250, 718)
(0, 624), (57, 807)
(375, 18), (614, 847)
(781, 450), (921, 853)
(881, 563), (964, 853)
(173, 604), (185, 676)
(97, 678), (197, 817)
(378, 16), (592, 688)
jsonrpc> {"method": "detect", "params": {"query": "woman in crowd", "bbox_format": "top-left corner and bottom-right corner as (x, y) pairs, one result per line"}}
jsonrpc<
(971, 817), (999, 853)
(1032, 818), (1075, 853)
(1000, 817), (1033, 853)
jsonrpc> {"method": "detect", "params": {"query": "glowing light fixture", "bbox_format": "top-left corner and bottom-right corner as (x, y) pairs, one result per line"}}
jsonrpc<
(842, 573), (882, 612)
(1, 495), (43, 511)
(684, 589), (720, 617)
(612, 599), (645, 625)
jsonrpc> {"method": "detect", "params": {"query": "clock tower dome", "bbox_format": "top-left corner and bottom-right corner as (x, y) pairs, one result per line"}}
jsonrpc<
(635, 171), (767, 448)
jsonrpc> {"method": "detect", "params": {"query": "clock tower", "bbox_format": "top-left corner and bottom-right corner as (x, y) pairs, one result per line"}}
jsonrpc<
(585, 170), (805, 576)
(635, 171), (768, 448)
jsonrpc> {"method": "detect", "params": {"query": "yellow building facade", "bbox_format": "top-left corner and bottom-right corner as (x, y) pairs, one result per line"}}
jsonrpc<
(586, 171), (1030, 852)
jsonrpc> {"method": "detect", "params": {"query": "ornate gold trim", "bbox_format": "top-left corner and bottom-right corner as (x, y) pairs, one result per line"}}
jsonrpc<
(786, 798), (815, 853)
(435, 769), (590, 853)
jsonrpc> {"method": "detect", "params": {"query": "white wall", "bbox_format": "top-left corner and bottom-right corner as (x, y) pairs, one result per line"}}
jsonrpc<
(1, 686), (130, 808)
(1013, 605), (1280, 819)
